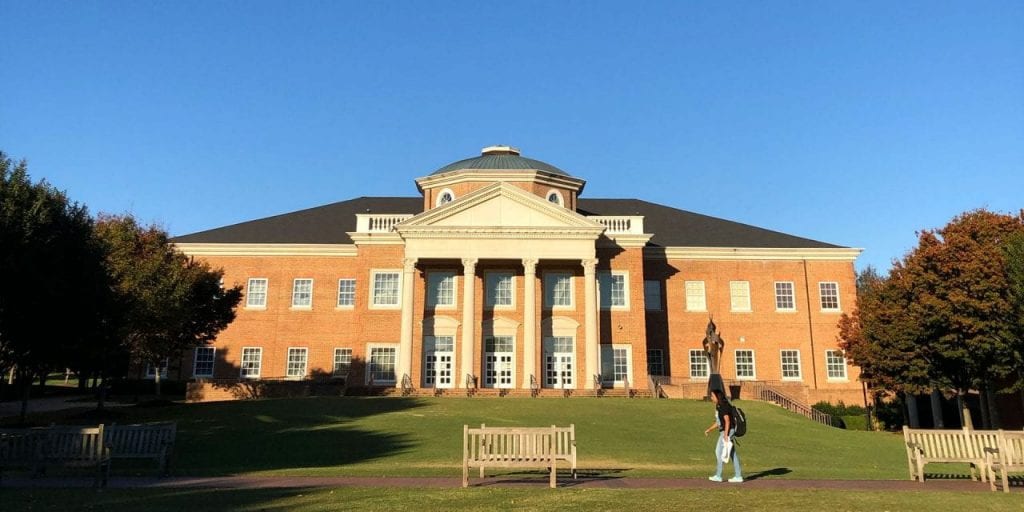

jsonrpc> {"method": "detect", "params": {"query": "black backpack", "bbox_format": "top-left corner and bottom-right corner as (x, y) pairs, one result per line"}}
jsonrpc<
(731, 406), (747, 437)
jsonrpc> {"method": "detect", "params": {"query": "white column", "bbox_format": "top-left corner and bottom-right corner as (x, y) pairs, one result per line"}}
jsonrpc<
(460, 258), (478, 389)
(521, 258), (538, 389)
(398, 257), (417, 388)
(583, 258), (599, 390)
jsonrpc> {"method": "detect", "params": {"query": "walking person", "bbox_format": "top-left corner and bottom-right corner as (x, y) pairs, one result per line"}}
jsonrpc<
(703, 388), (743, 483)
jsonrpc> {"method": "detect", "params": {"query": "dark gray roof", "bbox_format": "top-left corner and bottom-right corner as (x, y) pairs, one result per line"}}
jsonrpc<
(576, 199), (842, 249)
(430, 154), (569, 176)
(173, 196), (843, 249)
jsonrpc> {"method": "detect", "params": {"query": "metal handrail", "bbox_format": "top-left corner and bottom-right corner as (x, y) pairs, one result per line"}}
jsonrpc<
(749, 382), (839, 427)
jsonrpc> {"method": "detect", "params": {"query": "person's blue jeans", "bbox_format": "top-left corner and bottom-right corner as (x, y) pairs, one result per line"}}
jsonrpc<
(714, 428), (741, 479)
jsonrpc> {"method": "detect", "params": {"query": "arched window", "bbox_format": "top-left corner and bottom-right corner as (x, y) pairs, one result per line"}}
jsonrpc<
(436, 189), (455, 207)
(546, 189), (564, 206)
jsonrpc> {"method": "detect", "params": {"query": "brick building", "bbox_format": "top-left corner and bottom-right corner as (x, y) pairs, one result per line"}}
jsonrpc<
(172, 146), (863, 404)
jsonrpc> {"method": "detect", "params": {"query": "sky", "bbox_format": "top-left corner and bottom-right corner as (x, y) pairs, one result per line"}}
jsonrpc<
(2, 1), (1022, 274)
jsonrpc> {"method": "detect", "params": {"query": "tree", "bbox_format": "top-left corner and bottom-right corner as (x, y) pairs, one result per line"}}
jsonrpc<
(1002, 230), (1024, 414)
(900, 210), (1024, 427)
(94, 215), (242, 395)
(0, 152), (110, 422)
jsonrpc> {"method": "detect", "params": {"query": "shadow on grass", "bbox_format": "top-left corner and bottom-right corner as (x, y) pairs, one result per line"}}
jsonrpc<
(2, 487), (332, 512)
(744, 467), (792, 481)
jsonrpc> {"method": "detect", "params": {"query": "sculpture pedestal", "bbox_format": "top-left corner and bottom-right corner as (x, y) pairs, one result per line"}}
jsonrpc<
(707, 374), (725, 399)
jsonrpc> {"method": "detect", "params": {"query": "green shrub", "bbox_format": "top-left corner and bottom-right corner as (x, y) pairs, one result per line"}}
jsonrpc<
(812, 400), (865, 417)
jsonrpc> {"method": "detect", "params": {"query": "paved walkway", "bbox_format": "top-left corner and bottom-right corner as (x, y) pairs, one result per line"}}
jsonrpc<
(0, 475), (1008, 492)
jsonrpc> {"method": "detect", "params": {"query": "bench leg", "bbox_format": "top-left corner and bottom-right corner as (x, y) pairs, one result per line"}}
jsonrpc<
(549, 460), (556, 489)
(462, 461), (468, 488)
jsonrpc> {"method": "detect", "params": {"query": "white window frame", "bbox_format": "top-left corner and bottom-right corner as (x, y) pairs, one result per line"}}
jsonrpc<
(337, 278), (356, 308)
(598, 271), (630, 310)
(367, 344), (399, 385)
(819, 282), (841, 312)
(546, 189), (564, 206)
(370, 270), (402, 309)
(689, 349), (709, 380)
(730, 281), (751, 312)
(193, 347), (216, 378)
(485, 271), (516, 309)
(735, 349), (756, 380)
(435, 188), (455, 207)
(544, 272), (574, 310)
(780, 349), (802, 381)
(333, 348), (352, 378)
(825, 350), (848, 380)
(145, 358), (169, 380)
(647, 349), (664, 376)
(291, 278), (313, 309)
(643, 280), (662, 311)
(775, 281), (796, 312)
(685, 281), (707, 312)
(285, 347), (308, 380)
(426, 271), (457, 309)
(600, 344), (632, 387)
(246, 278), (268, 309)
(240, 347), (262, 379)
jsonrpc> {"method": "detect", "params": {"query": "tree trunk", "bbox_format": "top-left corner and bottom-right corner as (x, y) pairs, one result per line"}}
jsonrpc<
(958, 391), (973, 430)
(861, 381), (873, 432)
(930, 389), (944, 428)
(979, 387), (992, 429)
(38, 372), (47, 392)
(77, 370), (88, 390)
(154, 369), (162, 397)
(18, 369), (31, 426)
(906, 392), (921, 428)
(985, 381), (1000, 429)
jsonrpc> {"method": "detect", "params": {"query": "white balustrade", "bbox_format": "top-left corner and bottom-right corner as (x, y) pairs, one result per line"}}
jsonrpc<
(354, 214), (414, 233)
(590, 216), (645, 234)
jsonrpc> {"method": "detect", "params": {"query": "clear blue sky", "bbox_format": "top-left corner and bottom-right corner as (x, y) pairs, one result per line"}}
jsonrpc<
(2, 1), (1022, 273)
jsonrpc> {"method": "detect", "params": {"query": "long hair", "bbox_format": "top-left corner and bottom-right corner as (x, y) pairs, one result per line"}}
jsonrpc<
(710, 388), (730, 407)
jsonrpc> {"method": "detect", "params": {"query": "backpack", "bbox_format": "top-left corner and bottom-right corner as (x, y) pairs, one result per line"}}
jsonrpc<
(731, 406), (747, 437)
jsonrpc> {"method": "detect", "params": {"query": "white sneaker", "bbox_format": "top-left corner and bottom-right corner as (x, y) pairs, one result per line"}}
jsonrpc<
(728, 476), (743, 483)
(708, 475), (723, 482)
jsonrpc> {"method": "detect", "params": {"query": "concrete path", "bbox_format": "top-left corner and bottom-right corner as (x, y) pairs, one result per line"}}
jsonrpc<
(0, 475), (1007, 493)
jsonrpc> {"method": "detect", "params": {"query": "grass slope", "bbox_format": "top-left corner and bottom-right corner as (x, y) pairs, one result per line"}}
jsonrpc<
(10, 396), (915, 480)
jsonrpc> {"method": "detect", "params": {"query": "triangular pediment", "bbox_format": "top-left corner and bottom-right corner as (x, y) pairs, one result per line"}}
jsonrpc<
(397, 183), (604, 233)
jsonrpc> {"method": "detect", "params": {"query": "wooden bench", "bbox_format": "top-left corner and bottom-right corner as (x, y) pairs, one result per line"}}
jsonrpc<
(987, 431), (1024, 493)
(35, 425), (111, 488)
(902, 426), (1001, 483)
(106, 422), (177, 475)
(0, 428), (43, 484)
(462, 424), (576, 488)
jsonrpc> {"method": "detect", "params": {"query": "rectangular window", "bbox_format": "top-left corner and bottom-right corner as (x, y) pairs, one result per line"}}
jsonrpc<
(647, 349), (664, 376)
(599, 271), (628, 309)
(600, 345), (631, 386)
(145, 359), (168, 379)
(246, 278), (268, 308)
(685, 281), (707, 311)
(286, 347), (308, 379)
(193, 347), (215, 378)
(643, 280), (662, 311)
(780, 349), (801, 380)
(730, 281), (751, 312)
(368, 346), (397, 384)
(735, 349), (756, 379)
(689, 349), (709, 379)
(775, 281), (795, 311)
(292, 278), (313, 308)
(333, 348), (352, 377)
(427, 271), (456, 308)
(337, 279), (356, 307)
(240, 347), (262, 379)
(545, 273), (573, 308)
(819, 282), (840, 311)
(826, 350), (848, 379)
(371, 271), (401, 307)
(486, 272), (515, 308)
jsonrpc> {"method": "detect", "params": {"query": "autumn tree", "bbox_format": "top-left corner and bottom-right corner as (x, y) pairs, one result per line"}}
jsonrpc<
(901, 210), (1024, 427)
(95, 215), (242, 395)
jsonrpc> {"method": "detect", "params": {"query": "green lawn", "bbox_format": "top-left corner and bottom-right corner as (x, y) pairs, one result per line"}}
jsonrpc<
(2, 487), (1020, 512)
(5, 396), (918, 480)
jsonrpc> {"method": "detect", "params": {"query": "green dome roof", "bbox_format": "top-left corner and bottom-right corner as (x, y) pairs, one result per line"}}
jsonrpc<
(430, 146), (569, 176)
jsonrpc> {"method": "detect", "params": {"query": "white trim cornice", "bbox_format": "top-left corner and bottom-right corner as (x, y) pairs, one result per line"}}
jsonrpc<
(645, 246), (863, 261)
(175, 243), (358, 257)
(415, 170), (586, 194)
